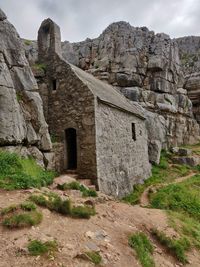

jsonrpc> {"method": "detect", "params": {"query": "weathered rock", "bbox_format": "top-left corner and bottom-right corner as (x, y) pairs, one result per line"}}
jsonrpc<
(173, 156), (200, 167)
(0, 9), (52, 160)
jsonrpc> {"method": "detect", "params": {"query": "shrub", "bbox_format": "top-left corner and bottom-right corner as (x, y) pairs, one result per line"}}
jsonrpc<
(2, 211), (43, 228)
(152, 229), (190, 264)
(28, 239), (58, 256)
(128, 232), (155, 267)
(0, 152), (55, 190)
(85, 251), (102, 265)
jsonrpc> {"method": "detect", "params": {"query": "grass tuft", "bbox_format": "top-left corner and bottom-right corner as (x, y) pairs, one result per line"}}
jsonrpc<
(85, 251), (102, 265)
(20, 202), (36, 211)
(28, 239), (58, 256)
(71, 205), (96, 219)
(2, 211), (43, 228)
(128, 232), (155, 267)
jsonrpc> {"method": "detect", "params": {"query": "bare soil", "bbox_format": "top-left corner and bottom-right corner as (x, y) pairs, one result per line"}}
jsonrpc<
(0, 175), (200, 267)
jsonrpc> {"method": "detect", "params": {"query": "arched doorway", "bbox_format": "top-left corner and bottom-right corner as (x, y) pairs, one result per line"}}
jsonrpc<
(65, 128), (77, 170)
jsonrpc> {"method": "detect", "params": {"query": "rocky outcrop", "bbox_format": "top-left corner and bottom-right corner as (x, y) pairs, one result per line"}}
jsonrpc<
(175, 37), (200, 125)
(24, 21), (200, 163)
(0, 9), (53, 168)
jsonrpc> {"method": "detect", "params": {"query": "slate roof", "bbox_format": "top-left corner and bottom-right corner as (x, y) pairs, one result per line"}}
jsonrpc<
(70, 64), (146, 120)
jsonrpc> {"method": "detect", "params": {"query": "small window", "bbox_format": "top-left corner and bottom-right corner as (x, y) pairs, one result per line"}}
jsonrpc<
(132, 123), (136, 141)
(52, 79), (57, 91)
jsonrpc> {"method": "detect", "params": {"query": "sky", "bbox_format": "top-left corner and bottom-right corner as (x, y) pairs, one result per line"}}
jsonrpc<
(1, 0), (200, 42)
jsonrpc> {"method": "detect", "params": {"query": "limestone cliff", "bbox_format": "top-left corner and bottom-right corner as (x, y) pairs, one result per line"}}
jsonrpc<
(0, 9), (53, 168)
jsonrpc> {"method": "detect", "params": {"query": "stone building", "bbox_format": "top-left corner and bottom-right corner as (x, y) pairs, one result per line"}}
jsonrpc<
(37, 19), (151, 197)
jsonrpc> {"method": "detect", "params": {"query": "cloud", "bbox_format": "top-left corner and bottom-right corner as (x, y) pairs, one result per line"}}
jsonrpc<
(1, 0), (200, 42)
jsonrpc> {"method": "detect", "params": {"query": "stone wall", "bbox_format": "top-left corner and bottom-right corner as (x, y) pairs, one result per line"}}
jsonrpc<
(95, 100), (151, 198)
(38, 54), (97, 178)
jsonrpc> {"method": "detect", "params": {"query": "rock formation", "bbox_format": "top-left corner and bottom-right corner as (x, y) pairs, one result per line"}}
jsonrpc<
(175, 37), (200, 125)
(0, 9), (53, 168)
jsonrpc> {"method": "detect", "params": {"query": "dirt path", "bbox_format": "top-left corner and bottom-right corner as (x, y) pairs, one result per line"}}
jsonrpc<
(140, 171), (196, 207)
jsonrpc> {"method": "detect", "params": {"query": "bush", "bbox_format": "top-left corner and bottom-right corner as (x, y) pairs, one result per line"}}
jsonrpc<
(0, 152), (55, 190)
(152, 229), (190, 264)
(85, 251), (102, 265)
(28, 239), (58, 256)
(128, 232), (155, 267)
(2, 211), (43, 228)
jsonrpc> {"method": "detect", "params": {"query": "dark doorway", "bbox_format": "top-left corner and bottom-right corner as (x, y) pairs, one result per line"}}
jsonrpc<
(65, 128), (77, 170)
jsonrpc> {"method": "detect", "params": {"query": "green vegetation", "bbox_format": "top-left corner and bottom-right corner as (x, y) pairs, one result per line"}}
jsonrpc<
(2, 211), (43, 228)
(0, 152), (55, 190)
(128, 232), (155, 267)
(168, 211), (200, 250)
(123, 151), (192, 205)
(57, 181), (98, 197)
(152, 229), (190, 264)
(150, 175), (200, 220)
(85, 251), (102, 265)
(28, 239), (58, 256)
(30, 192), (96, 219)
(1, 205), (18, 216)
(50, 133), (58, 143)
(16, 92), (22, 102)
(33, 62), (47, 72)
(24, 39), (32, 46)
(20, 202), (36, 211)
(71, 205), (96, 219)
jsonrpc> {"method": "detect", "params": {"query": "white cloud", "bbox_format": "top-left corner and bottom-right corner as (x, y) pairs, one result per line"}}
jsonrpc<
(1, 0), (200, 42)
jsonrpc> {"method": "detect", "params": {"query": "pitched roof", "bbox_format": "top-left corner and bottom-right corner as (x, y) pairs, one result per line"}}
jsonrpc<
(70, 64), (146, 120)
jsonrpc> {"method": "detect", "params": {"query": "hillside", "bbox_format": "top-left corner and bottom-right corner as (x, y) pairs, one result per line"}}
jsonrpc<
(1, 147), (200, 266)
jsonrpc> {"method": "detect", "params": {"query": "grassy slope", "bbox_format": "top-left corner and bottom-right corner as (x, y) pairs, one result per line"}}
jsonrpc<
(123, 151), (192, 205)
(0, 152), (55, 190)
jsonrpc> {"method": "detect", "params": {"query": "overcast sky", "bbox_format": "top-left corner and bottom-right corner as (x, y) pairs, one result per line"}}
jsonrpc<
(1, 0), (200, 42)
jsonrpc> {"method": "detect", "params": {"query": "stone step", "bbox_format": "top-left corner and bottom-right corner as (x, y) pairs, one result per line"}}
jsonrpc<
(77, 179), (93, 186)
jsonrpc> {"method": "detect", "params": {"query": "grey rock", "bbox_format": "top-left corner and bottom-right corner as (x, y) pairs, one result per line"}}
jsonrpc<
(148, 140), (162, 164)
(0, 9), (52, 161)
(173, 156), (200, 167)
(0, 9), (7, 21)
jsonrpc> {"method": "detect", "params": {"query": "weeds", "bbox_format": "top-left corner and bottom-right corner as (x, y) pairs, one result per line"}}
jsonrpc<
(71, 205), (96, 219)
(129, 232), (155, 267)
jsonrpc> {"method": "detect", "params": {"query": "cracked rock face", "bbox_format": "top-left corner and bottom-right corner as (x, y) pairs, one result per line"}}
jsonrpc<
(0, 9), (51, 152)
